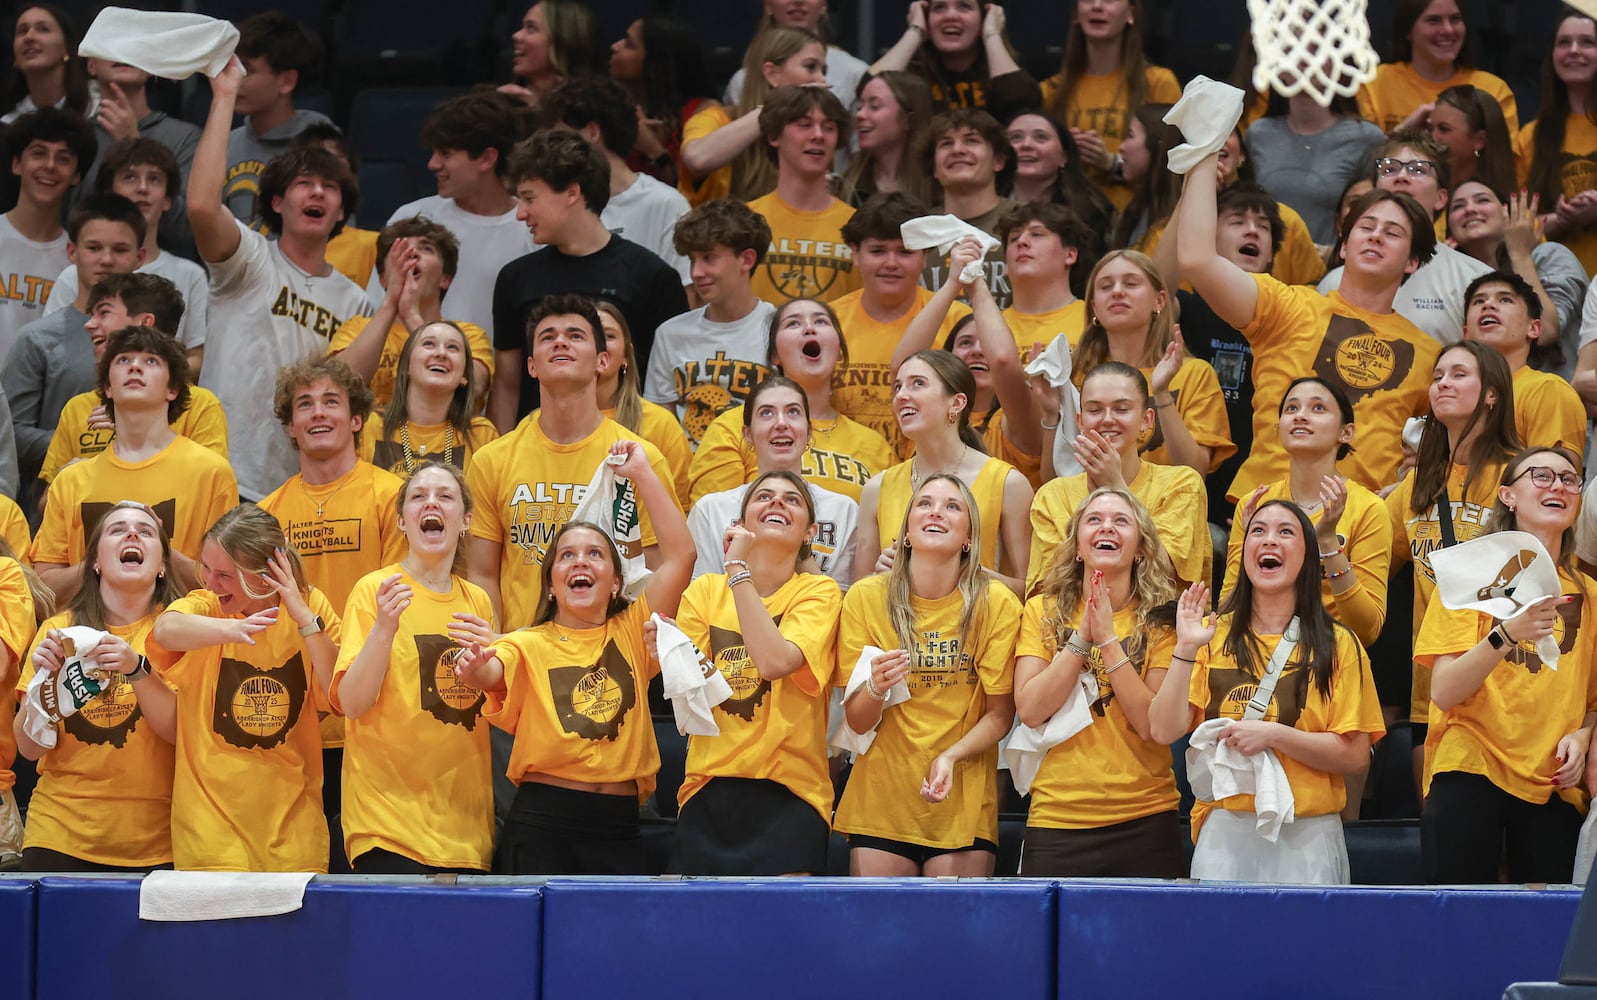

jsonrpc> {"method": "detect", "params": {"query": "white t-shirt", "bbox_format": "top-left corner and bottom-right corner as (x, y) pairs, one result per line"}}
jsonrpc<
(601, 173), (692, 285)
(643, 300), (777, 449)
(42, 250), (210, 349)
(1317, 242), (1492, 346)
(0, 214), (70, 363)
(688, 479), (858, 589)
(200, 220), (371, 499)
(378, 195), (535, 346)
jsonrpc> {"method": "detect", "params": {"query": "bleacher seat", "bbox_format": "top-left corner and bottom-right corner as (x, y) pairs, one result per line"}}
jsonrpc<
(344, 87), (464, 221)
(355, 160), (415, 232)
(1346, 820), (1424, 885)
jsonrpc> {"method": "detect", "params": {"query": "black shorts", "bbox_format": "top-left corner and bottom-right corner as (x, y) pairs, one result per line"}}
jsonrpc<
(494, 782), (643, 876)
(674, 777), (829, 876)
(18, 846), (172, 874)
(847, 834), (997, 865)
(351, 847), (487, 876)
(1019, 810), (1187, 878)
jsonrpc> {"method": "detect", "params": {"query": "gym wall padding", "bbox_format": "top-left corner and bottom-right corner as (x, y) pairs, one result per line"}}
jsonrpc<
(31, 878), (544, 1000)
(1056, 881), (1581, 1000)
(538, 878), (1058, 1000)
(0, 876), (35, 1000)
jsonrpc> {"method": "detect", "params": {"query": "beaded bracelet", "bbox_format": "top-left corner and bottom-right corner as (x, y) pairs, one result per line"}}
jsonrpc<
(1325, 565), (1353, 581)
(1102, 653), (1132, 674)
(727, 571), (753, 589)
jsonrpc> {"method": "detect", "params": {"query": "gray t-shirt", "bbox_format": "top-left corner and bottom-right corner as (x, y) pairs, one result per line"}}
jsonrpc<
(2, 304), (90, 474)
(1246, 116), (1385, 244)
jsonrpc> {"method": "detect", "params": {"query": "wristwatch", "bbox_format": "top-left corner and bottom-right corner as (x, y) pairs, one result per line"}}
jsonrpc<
(1486, 624), (1509, 650)
(126, 655), (150, 681)
(298, 615), (325, 638)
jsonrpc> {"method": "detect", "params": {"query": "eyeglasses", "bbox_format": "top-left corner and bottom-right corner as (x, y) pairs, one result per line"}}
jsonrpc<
(1511, 466), (1584, 491)
(1375, 157), (1437, 178)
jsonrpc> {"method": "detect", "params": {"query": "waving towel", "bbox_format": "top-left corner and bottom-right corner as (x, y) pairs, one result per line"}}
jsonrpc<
(1162, 76), (1247, 175)
(1186, 717), (1296, 841)
(1023, 333), (1084, 478)
(1002, 668), (1095, 795)
(571, 451), (652, 599)
(652, 613), (731, 736)
(19, 626), (113, 753)
(831, 645), (911, 754)
(900, 216), (1001, 284)
(81, 8), (239, 80)
(1429, 530), (1563, 669)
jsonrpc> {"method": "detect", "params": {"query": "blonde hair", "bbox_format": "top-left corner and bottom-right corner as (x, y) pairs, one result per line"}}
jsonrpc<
(0, 538), (54, 623)
(595, 301), (643, 432)
(729, 27), (821, 201)
(1075, 249), (1176, 375)
(203, 504), (309, 600)
(884, 474), (991, 658)
(1035, 488), (1178, 671)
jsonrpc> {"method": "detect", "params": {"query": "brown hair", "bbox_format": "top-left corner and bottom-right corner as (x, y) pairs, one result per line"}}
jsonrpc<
(272, 356), (376, 448)
(97, 326), (192, 424)
(1047, 0), (1153, 140)
(72, 501), (182, 630)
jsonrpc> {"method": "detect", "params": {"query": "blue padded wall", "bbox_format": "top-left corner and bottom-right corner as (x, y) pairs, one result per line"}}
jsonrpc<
(0, 876), (36, 1000)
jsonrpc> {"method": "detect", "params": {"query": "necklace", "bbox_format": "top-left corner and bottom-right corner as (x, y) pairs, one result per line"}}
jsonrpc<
(910, 443), (969, 492)
(402, 560), (453, 592)
(305, 475), (352, 519)
(401, 422), (455, 474)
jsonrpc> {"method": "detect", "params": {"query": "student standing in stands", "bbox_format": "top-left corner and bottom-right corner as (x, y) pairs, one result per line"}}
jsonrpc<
(1358, 0), (1519, 134)
(0, 534), (44, 864)
(189, 57), (371, 502)
(607, 15), (712, 186)
(1004, 111), (1116, 242)
(1244, 86), (1385, 247)
(499, 0), (604, 109)
(721, 0), (869, 110)
(996, 201), (1092, 356)
(593, 303), (691, 506)
(362, 322), (498, 478)
(1461, 272), (1586, 451)
(844, 73), (937, 207)
(920, 110), (1019, 308)
(3, 6), (91, 124)
(1521, 10), (1597, 279)
(15, 502), (180, 872)
(869, 0), (1040, 123)
(489, 131), (687, 431)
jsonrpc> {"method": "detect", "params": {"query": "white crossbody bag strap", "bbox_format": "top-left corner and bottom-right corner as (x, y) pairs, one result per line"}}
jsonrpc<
(1243, 616), (1301, 721)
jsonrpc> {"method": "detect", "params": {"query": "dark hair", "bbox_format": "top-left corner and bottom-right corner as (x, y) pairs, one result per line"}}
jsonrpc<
(1047, 0), (1153, 140)
(1081, 360), (1152, 406)
(549, 75), (638, 156)
(506, 129), (610, 213)
(1375, 128), (1452, 195)
(1216, 184), (1286, 265)
(376, 216), (461, 279)
(1434, 85), (1516, 197)
(87, 273), (185, 335)
(1464, 269), (1543, 322)
(72, 501), (184, 630)
(922, 108), (1016, 193)
(526, 293), (604, 356)
(95, 138), (180, 202)
(66, 192), (146, 246)
(765, 297), (849, 369)
(381, 321), (479, 465)
(4, 6), (90, 117)
(421, 90), (530, 178)
(1488, 446), (1586, 575)
(4, 105), (96, 178)
(272, 356), (376, 448)
(996, 200), (1097, 298)
(290, 121), (357, 170)
(1528, 10), (1597, 212)
(739, 469), (817, 563)
(1410, 340), (1521, 514)
(743, 374), (811, 428)
(256, 146), (359, 238)
(98, 326), (192, 424)
(903, 7), (1024, 116)
(236, 10), (323, 84)
(630, 16), (710, 138)
(843, 71), (936, 205)
(1390, 0), (1474, 67)
(1338, 188), (1438, 272)
(758, 85), (852, 160)
(1001, 108), (1116, 244)
(532, 520), (630, 627)
(1280, 376), (1356, 460)
(673, 199), (771, 263)
(1219, 500), (1340, 699)
(899, 349), (987, 453)
(1111, 103), (1182, 250)
(841, 190), (932, 246)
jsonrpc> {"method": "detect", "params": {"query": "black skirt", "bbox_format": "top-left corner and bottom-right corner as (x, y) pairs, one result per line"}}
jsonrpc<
(673, 777), (829, 876)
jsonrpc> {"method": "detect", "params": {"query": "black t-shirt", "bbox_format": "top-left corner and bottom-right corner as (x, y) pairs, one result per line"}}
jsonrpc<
(1177, 289), (1254, 523)
(492, 234), (689, 419)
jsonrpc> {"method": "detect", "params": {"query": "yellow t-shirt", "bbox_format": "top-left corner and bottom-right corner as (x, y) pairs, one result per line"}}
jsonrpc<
(467, 414), (674, 630)
(1274, 202), (1329, 287)
(679, 104), (734, 207)
(1015, 596), (1179, 829)
(1028, 460), (1208, 596)
(327, 316), (494, 410)
(834, 575), (1017, 847)
(1001, 300), (1087, 362)
(483, 596), (659, 794)
(40, 388), (230, 485)
(676, 572), (842, 821)
(31, 437), (239, 566)
(1142, 356), (1236, 471)
(686, 405), (894, 505)
(1224, 479), (1393, 647)
(1415, 570), (1596, 810)
(0, 494), (29, 563)
(1387, 461), (1506, 723)
(359, 415), (499, 477)
(831, 287), (971, 456)
(17, 612), (174, 867)
(325, 226), (379, 289)
(1185, 617), (1385, 836)
(1234, 273), (1440, 499)
(745, 192), (860, 305)
(0, 559), (40, 794)
(607, 401), (692, 513)
(1513, 364), (1587, 452)
(1359, 62), (1520, 134)
(331, 566), (496, 870)
(146, 588), (342, 872)
(1517, 116), (1597, 275)
(1041, 65), (1182, 209)
(875, 456), (1015, 573)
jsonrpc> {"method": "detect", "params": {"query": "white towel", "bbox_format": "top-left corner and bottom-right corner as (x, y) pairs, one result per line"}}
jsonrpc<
(139, 871), (315, 921)
(570, 451), (652, 600)
(1022, 334), (1084, 478)
(1186, 717), (1296, 841)
(899, 216), (1001, 284)
(81, 8), (240, 81)
(1002, 669), (1096, 795)
(1162, 76), (1247, 175)
(19, 626), (114, 753)
(652, 613), (731, 736)
(1428, 530), (1564, 669)
(831, 645), (911, 754)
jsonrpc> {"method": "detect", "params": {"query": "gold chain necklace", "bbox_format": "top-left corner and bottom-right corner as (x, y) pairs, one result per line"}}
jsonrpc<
(910, 443), (969, 492)
(306, 477), (352, 519)
(400, 422), (455, 475)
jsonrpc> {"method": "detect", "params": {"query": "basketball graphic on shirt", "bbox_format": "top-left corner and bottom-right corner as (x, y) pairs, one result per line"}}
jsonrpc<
(548, 640), (637, 741)
(63, 673), (141, 748)
(1313, 315), (1414, 404)
(1514, 592), (1584, 675)
(682, 383), (732, 446)
(1207, 664), (1307, 729)
(710, 621), (773, 722)
(763, 254), (848, 301)
(212, 654), (309, 750)
(416, 634), (485, 728)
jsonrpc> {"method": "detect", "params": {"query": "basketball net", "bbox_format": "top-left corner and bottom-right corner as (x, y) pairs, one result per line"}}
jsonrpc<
(1249, 0), (1380, 106)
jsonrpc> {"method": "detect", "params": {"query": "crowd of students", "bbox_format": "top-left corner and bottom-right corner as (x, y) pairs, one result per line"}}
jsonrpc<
(0, 0), (1593, 887)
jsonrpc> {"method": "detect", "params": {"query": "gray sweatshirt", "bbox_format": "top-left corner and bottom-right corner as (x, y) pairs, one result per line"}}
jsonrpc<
(223, 108), (335, 226)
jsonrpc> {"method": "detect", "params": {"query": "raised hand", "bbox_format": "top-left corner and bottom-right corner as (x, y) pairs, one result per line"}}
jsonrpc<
(1174, 581), (1216, 652)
